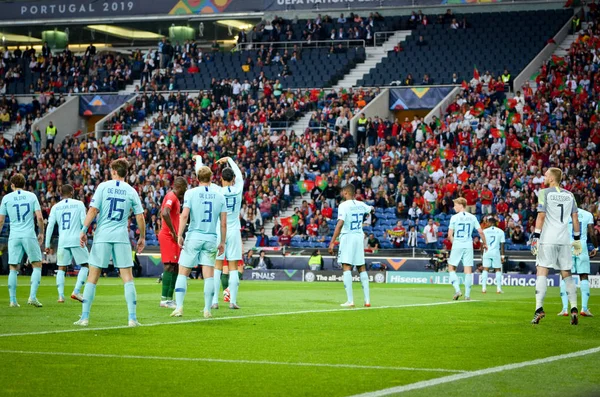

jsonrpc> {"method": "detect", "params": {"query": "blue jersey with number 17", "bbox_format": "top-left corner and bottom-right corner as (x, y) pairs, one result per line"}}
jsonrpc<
(184, 185), (226, 242)
(0, 190), (41, 240)
(90, 180), (143, 244)
(338, 199), (372, 235)
(449, 211), (481, 248)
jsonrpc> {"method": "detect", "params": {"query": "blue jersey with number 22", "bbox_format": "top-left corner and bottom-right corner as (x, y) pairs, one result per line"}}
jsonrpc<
(449, 211), (481, 248)
(338, 199), (372, 236)
(90, 180), (143, 244)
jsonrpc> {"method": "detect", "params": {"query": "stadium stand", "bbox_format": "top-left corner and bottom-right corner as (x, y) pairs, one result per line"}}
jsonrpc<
(358, 9), (573, 86)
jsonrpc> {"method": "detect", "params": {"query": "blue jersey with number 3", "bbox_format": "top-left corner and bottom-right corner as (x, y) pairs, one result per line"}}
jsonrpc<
(338, 199), (372, 236)
(184, 185), (226, 242)
(449, 211), (481, 248)
(90, 180), (143, 244)
(0, 190), (41, 240)
(45, 199), (87, 248)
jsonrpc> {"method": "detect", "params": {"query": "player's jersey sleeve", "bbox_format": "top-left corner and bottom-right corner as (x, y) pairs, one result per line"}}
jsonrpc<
(130, 188), (143, 215)
(32, 194), (41, 212)
(0, 196), (7, 216)
(183, 190), (192, 209)
(337, 202), (346, 223)
(449, 215), (457, 230)
(79, 202), (86, 226)
(499, 229), (506, 243)
(228, 158), (244, 193)
(45, 206), (56, 248)
(472, 215), (481, 232)
(363, 202), (373, 215)
(537, 188), (547, 213)
(90, 184), (104, 210)
(570, 193), (578, 215)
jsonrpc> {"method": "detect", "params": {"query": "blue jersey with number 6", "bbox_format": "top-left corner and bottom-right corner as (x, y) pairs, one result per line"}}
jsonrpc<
(45, 199), (87, 248)
(90, 180), (143, 244)
(338, 199), (372, 236)
(449, 211), (481, 248)
(184, 185), (226, 242)
(0, 190), (41, 240)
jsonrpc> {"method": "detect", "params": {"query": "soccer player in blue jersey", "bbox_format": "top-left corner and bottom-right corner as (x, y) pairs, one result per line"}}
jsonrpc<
(329, 184), (373, 307)
(45, 184), (89, 303)
(171, 164), (227, 319)
(558, 208), (597, 317)
(447, 198), (487, 301)
(210, 156), (244, 310)
(481, 217), (505, 294)
(0, 173), (45, 307)
(74, 159), (146, 327)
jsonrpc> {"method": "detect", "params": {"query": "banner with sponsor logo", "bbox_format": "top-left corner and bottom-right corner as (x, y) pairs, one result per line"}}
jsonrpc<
(304, 271), (386, 283)
(386, 271), (561, 287)
(243, 269), (305, 281)
(389, 87), (454, 110)
(79, 95), (133, 116)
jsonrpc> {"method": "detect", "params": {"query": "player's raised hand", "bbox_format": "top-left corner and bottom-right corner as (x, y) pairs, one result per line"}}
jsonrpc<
(137, 237), (145, 254)
(216, 157), (230, 165)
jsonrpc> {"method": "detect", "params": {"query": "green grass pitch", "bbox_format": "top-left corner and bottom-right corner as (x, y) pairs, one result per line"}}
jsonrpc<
(0, 276), (599, 396)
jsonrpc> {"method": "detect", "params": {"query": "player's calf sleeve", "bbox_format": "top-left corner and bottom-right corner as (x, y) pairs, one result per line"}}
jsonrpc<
(213, 269), (222, 305)
(229, 270), (240, 305)
(563, 276), (578, 309)
(161, 271), (172, 300)
(8, 270), (17, 302)
(560, 279), (568, 311)
(204, 277), (214, 313)
(221, 273), (229, 290)
(29, 267), (41, 300)
(74, 266), (88, 294)
(124, 281), (137, 321)
(343, 271), (354, 303)
(56, 270), (65, 299)
(481, 270), (488, 290)
(359, 271), (370, 304)
(81, 282), (97, 320)
(495, 271), (503, 291)
(174, 275), (187, 310)
(535, 276), (547, 311)
(168, 271), (177, 298)
(581, 280), (590, 311)
(449, 271), (460, 293)
(465, 273), (473, 297)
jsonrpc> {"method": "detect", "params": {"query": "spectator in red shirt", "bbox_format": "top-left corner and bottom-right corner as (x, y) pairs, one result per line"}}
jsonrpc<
(322, 201), (333, 219)
(462, 185), (478, 214)
(480, 186), (494, 215)
(496, 198), (508, 215)
(306, 218), (318, 238)
(278, 226), (292, 247)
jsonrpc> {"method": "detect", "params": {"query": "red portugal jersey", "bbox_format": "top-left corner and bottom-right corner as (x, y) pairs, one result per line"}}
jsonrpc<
(159, 191), (180, 237)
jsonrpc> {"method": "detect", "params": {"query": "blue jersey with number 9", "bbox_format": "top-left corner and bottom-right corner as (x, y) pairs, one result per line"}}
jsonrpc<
(90, 180), (143, 244)
(449, 211), (481, 248)
(0, 190), (41, 240)
(184, 185), (226, 243)
(338, 199), (372, 236)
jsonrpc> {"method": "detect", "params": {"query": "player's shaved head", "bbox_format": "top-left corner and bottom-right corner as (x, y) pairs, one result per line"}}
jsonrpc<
(61, 184), (74, 198)
(222, 168), (235, 182)
(174, 177), (187, 190)
(197, 166), (212, 183)
(10, 173), (25, 189)
(342, 184), (356, 197)
(547, 167), (563, 184)
(110, 158), (129, 178)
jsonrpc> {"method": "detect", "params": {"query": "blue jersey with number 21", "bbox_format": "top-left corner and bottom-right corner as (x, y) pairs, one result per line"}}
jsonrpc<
(184, 185), (226, 243)
(338, 199), (372, 236)
(449, 211), (481, 248)
(90, 180), (143, 244)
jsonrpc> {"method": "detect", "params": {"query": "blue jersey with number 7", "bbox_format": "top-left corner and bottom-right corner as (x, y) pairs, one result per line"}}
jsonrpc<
(449, 211), (481, 248)
(183, 185), (226, 242)
(90, 180), (143, 244)
(0, 190), (41, 240)
(338, 199), (372, 236)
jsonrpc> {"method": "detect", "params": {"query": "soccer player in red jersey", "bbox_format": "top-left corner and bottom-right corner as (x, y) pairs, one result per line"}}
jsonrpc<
(158, 177), (188, 308)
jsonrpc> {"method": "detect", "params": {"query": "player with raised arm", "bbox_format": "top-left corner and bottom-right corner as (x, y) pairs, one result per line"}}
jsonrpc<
(158, 177), (188, 309)
(209, 156), (244, 310)
(558, 208), (597, 317)
(74, 159), (146, 327)
(170, 164), (227, 318)
(481, 217), (505, 294)
(0, 174), (45, 307)
(447, 198), (487, 301)
(328, 184), (372, 307)
(45, 184), (89, 303)
(530, 168), (582, 325)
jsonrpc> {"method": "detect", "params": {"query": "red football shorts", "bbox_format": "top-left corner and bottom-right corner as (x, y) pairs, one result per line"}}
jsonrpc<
(158, 233), (181, 264)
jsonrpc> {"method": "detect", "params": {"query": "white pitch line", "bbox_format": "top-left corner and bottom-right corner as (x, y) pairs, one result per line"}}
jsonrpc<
(0, 350), (466, 374)
(349, 346), (600, 397)
(0, 300), (477, 338)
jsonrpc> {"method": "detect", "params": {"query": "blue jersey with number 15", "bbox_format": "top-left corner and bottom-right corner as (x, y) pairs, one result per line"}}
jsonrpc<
(184, 185), (226, 242)
(0, 190), (41, 240)
(90, 180), (143, 244)
(449, 211), (481, 248)
(338, 199), (372, 235)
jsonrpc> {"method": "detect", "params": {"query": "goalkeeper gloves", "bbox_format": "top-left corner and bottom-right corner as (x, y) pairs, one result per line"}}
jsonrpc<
(530, 231), (540, 256)
(572, 233), (582, 256)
